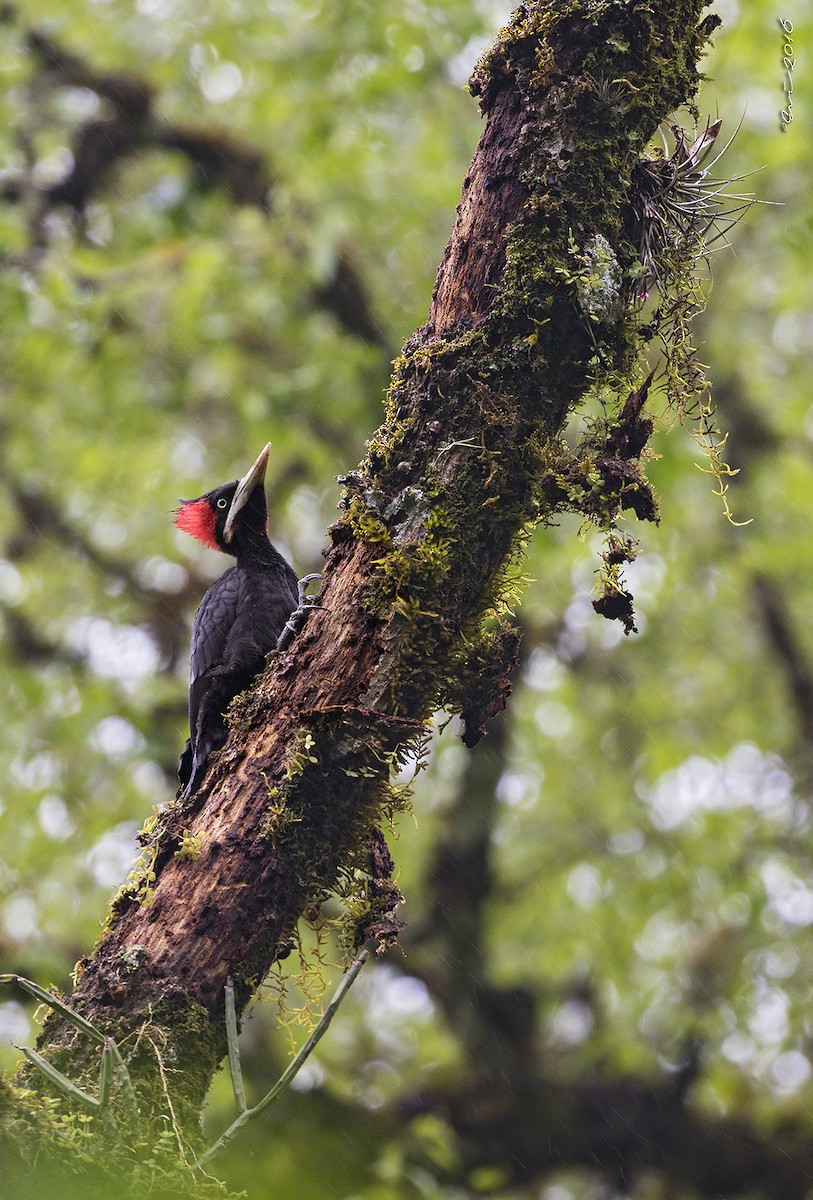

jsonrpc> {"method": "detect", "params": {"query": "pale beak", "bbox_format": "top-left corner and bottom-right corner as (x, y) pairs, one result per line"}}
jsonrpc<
(223, 443), (270, 543)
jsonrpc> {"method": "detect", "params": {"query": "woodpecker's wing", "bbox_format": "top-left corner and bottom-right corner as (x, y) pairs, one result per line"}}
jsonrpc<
(190, 568), (244, 683)
(181, 558), (299, 800)
(187, 564), (296, 734)
(187, 567), (244, 732)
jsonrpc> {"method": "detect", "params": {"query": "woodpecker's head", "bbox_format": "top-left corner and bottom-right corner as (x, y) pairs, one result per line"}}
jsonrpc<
(175, 443), (270, 556)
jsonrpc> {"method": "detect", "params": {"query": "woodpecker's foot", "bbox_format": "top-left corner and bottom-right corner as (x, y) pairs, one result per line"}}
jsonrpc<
(297, 572), (322, 607)
(276, 574), (323, 652)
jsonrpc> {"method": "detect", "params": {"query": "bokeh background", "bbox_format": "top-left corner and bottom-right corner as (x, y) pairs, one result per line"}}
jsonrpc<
(0, 1), (811, 1196)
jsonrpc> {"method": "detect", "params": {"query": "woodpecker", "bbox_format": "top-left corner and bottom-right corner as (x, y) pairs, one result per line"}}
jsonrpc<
(174, 443), (304, 801)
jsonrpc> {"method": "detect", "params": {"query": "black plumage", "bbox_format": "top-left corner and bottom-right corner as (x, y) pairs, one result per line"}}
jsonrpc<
(175, 445), (298, 800)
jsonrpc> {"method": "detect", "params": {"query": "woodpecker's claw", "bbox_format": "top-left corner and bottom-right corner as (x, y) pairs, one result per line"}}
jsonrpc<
(297, 572), (322, 607)
(276, 574), (323, 651)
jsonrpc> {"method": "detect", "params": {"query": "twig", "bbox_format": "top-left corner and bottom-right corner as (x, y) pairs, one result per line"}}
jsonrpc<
(99, 1038), (113, 1109)
(225, 977), (246, 1113)
(14, 1044), (100, 1110)
(193, 950), (369, 1169)
(1, 973), (138, 1119)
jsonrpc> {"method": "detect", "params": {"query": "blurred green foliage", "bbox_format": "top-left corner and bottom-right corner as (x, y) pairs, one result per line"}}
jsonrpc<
(0, 0), (812, 1196)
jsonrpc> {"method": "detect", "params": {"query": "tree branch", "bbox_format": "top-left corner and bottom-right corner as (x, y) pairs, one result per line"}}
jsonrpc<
(13, 0), (718, 1156)
(407, 1069), (813, 1199)
(391, 709), (813, 1199)
(6, 24), (390, 349)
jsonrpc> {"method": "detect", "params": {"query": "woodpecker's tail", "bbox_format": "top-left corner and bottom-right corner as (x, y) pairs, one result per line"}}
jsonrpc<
(177, 721), (228, 802)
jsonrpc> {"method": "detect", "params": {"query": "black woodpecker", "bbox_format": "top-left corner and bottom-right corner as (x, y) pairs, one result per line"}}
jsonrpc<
(174, 443), (299, 801)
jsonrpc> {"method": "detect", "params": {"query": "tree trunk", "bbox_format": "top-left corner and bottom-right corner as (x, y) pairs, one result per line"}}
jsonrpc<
(7, 0), (717, 1161)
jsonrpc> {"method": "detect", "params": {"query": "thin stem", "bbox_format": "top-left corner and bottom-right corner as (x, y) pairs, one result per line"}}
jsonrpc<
(1, 974), (138, 1120)
(225, 977), (246, 1113)
(15, 1044), (100, 1110)
(194, 951), (369, 1170)
(99, 1038), (113, 1109)
(1, 974), (106, 1044)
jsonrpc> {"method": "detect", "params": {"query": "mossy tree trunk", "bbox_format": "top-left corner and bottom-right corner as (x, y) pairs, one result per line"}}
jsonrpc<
(6, 0), (718, 1171)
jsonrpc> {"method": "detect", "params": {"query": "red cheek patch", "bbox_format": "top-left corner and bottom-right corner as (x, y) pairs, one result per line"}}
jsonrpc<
(175, 498), (219, 550)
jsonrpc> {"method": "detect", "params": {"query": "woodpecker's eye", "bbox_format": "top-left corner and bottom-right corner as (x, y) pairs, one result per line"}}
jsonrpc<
(217, 498), (228, 509)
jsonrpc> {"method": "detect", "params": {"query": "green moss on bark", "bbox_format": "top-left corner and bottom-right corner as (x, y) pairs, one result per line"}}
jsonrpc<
(331, 0), (717, 691)
(5, 2), (723, 1188)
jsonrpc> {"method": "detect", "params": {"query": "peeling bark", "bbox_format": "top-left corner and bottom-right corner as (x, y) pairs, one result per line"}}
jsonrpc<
(428, 85), (529, 335)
